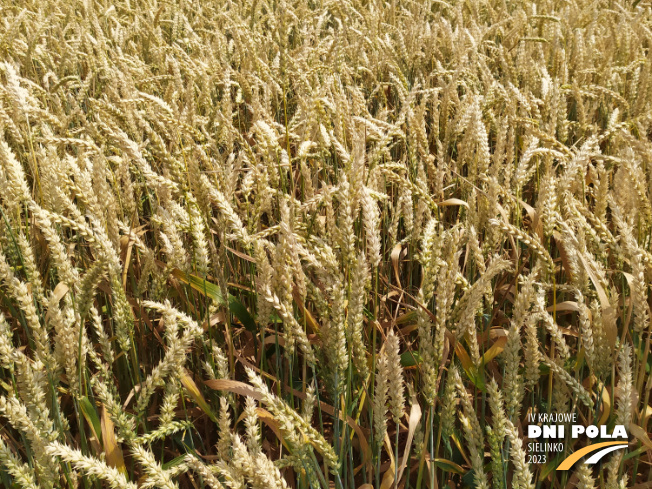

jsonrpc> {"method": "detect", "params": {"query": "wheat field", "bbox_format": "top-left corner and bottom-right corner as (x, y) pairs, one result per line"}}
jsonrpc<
(0, 0), (651, 487)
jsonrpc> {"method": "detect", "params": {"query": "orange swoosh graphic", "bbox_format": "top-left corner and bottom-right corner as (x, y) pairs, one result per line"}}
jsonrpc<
(557, 441), (627, 470)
